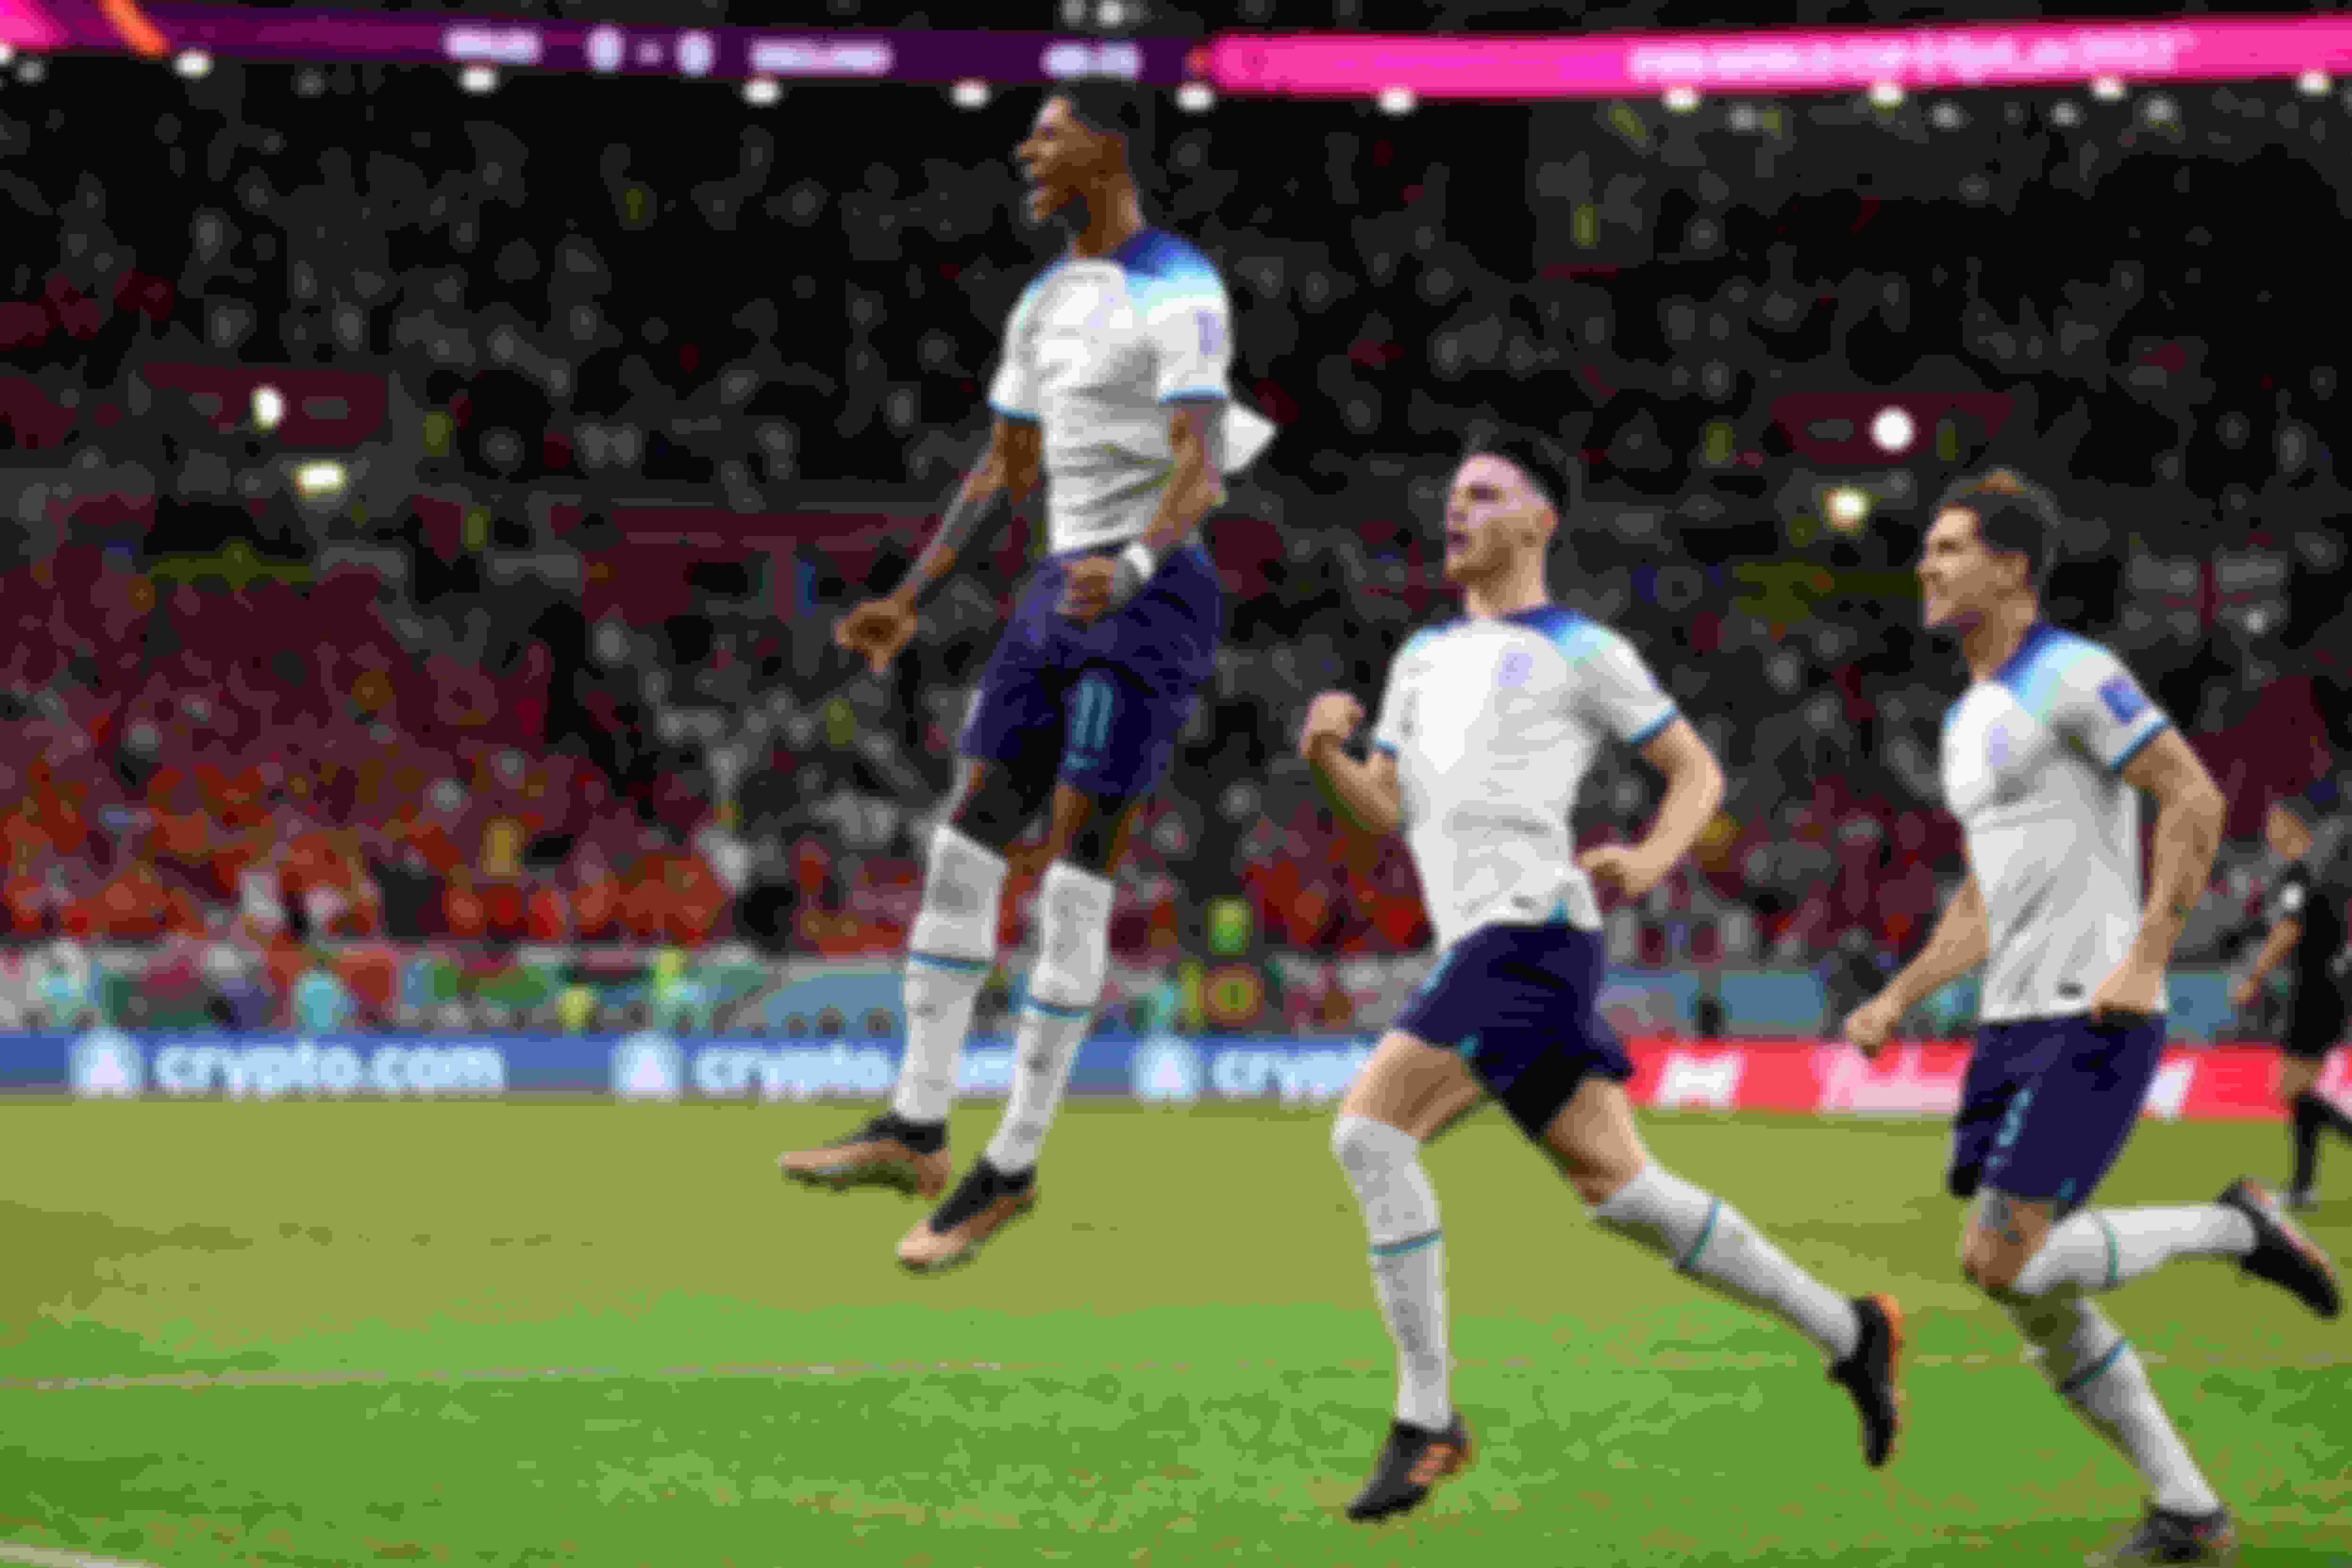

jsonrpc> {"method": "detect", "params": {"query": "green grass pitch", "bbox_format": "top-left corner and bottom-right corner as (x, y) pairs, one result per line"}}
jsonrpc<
(0, 1099), (2346, 1567)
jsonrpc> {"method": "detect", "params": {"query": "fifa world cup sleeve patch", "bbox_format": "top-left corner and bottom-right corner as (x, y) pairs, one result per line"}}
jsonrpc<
(2096, 674), (2149, 724)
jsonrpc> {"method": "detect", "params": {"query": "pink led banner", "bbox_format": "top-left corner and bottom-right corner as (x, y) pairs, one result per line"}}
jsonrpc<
(1205, 16), (2352, 100)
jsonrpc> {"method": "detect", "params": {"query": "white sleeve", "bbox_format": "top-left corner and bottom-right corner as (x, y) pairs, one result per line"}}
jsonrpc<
(986, 284), (1042, 424)
(1140, 275), (1233, 407)
(1572, 625), (1679, 747)
(1370, 645), (1421, 758)
(2049, 644), (2171, 772)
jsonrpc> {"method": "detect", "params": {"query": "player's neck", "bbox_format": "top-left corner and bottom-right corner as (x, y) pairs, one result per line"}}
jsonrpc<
(1462, 573), (1549, 620)
(1067, 183), (1146, 260)
(1959, 596), (2041, 683)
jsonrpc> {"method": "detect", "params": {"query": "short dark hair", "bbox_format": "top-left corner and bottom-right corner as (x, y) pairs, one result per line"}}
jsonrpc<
(1465, 427), (1579, 518)
(1935, 466), (2062, 592)
(1056, 77), (1152, 157)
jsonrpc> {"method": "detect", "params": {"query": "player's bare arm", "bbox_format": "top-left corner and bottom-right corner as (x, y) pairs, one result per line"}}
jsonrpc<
(1299, 692), (1401, 838)
(1577, 718), (1722, 901)
(835, 417), (1041, 673)
(1060, 403), (1225, 620)
(2095, 728), (2226, 1019)
(2229, 913), (2303, 1009)
(1844, 872), (1986, 1057)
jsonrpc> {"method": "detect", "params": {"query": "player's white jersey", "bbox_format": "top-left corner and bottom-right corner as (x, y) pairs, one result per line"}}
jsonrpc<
(1939, 622), (2174, 1023)
(987, 229), (1269, 556)
(1373, 607), (1678, 955)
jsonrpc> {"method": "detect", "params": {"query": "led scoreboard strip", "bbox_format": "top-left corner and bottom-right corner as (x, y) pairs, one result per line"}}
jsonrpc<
(1, 1), (2347, 97)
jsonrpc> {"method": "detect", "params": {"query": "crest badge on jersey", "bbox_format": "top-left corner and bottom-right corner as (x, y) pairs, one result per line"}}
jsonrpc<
(2097, 674), (2148, 724)
(1196, 309), (1223, 359)
(1987, 721), (2010, 769)
(1496, 646), (1534, 689)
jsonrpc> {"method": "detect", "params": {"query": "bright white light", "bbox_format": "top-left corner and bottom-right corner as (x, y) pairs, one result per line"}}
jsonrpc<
(293, 461), (349, 500)
(2298, 70), (2332, 97)
(1377, 84), (1415, 116)
(2140, 94), (2176, 124)
(1826, 486), (1872, 531)
(951, 78), (989, 109)
(1096, 0), (1126, 25)
(2052, 100), (2082, 126)
(1930, 101), (1963, 129)
(2091, 75), (2125, 101)
(743, 76), (779, 107)
(1868, 80), (1903, 109)
(15, 56), (42, 84)
(174, 50), (211, 79)
(1728, 102), (1759, 132)
(1870, 407), (1916, 453)
(0, 44), (14, 68)
(251, 385), (285, 432)
(1175, 81), (1214, 114)
(1663, 85), (1700, 113)
(460, 65), (498, 93)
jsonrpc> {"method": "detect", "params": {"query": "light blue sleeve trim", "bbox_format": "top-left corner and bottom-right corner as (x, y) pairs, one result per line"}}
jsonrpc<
(1372, 739), (1400, 756)
(2106, 716), (2170, 774)
(1158, 389), (1228, 405)
(987, 402), (1040, 424)
(1628, 708), (1679, 747)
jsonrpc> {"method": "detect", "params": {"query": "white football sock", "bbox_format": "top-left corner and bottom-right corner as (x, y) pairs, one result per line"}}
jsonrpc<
(1332, 1114), (1452, 1430)
(1593, 1165), (1861, 1363)
(2002, 1290), (2222, 1516)
(984, 861), (1114, 1176)
(889, 824), (1005, 1126)
(2009, 1207), (2256, 1297)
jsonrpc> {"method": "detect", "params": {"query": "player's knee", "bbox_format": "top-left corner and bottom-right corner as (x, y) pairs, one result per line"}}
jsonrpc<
(1331, 1112), (1415, 1178)
(948, 771), (1036, 851)
(1963, 1237), (2030, 1295)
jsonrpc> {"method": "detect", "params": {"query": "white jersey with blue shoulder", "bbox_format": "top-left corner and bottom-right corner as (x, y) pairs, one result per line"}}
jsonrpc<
(1372, 606), (1679, 955)
(987, 228), (1238, 557)
(1939, 621), (2174, 1023)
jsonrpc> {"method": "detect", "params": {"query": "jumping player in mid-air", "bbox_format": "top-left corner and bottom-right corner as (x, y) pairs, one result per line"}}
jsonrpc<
(2230, 785), (2352, 1210)
(1301, 442), (1904, 1524)
(1844, 469), (2341, 1565)
(777, 80), (1273, 1272)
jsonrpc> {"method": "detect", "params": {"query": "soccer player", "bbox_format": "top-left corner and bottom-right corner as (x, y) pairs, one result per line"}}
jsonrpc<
(2229, 786), (2352, 1210)
(1842, 469), (2341, 1566)
(1301, 443), (1904, 1524)
(776, 81), (1273, 1272)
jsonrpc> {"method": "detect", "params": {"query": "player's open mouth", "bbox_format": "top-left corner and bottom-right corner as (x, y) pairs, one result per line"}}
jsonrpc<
(1445, 528), (1468, 551)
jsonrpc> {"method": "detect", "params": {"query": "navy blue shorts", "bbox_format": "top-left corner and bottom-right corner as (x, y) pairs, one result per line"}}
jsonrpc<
(958, 542), (1222, 804)
(1948, 1014), (2167, 1213)
(1393, 923), (1633, 1141)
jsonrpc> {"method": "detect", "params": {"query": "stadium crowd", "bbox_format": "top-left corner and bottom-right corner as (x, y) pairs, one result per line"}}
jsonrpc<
(0, 55), (2345, 1031)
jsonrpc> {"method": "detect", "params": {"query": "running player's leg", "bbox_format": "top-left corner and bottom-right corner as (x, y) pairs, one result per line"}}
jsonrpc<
(1951, 1017), (2327, 1561)
(1964, 1019), (2335, 1315)
(2279, 1017), (2352, 1208)
(1329, 1029), (1483, 1521)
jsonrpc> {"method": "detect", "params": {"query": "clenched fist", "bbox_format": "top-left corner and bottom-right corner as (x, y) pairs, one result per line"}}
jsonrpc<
(833, 594), (917, 677)
(1298, 691), (1366, 762)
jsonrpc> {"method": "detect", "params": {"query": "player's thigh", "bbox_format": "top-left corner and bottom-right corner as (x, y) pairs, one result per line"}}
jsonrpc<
(2278, 1049), (2325, 1102)
(1040, 781), (1149, 874)
(1536, 1076), (1653, 1207)
(1339, 1030), (1485, 1142)
(1059, 546), (1222, 804)
(1962, 1188), (2056, 1291)
(1956, 1015), (2162, 1216)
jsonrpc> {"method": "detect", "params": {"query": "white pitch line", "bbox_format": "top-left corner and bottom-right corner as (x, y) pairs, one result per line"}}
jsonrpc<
(4, 1349), (2344, 1394)
(0, 1545), (167, 1568)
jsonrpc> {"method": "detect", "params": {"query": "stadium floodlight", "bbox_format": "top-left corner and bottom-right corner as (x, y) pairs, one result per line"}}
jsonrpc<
(1176, 81), (1214, 113)
(2090, 75), (2126, 101)
(1825, 486), (1873, 532)
(952, 77), (989, 109)
(1096, 0), (1127, 25)
(2298, 70), (2332, 97)
(2052, 100), (2083, 126)
(1869, 407), (1915, 454)
(251, 385), (285, 433)
(1663, 85), (1700, 113)
(0, 44), (13, 68)
(743, 76), (780, 107)
(1868, 81), (1903, 109)
(1377, 84), (1415, 116)
(293, 461), (349, 500)
(174, 49), (211, 79)
(460, 64), (498, 93)
(15, 55), (42, 83)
